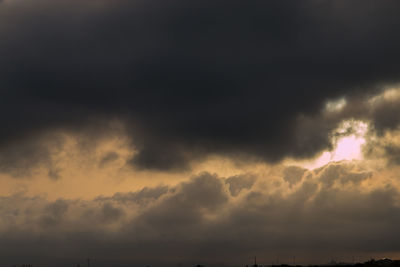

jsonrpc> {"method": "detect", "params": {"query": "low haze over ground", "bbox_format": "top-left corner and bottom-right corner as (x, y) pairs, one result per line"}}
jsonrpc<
(1, 0), (400, 266)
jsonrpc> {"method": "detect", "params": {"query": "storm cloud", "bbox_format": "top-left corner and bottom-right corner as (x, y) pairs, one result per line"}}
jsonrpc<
(1, 0), (400, 172)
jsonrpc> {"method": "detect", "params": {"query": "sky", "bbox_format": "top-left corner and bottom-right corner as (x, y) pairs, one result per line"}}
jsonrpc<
(1, 0), (400, 266)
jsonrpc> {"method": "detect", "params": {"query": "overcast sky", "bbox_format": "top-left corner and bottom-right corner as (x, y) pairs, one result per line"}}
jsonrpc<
(1, 0), (400, 266)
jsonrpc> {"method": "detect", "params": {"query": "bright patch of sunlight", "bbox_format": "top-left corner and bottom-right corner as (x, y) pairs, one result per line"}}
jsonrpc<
(300, 120), (368, 169)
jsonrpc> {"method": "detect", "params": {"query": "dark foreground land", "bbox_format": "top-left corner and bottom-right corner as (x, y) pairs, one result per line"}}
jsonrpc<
(13, 259), (400, 267)
(266, 259), (400, 267)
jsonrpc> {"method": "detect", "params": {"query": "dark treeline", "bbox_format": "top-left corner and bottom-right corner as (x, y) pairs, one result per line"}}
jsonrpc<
(255, 259), (400, 267)
(9, 258), (400, 267)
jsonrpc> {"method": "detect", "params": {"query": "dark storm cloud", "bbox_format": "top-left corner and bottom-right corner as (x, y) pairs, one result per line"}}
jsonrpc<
(1, 168), (400, 266)
(1, 0), (400, 172)
(0, 132), (64, 177)
(370, 98), (400, 134)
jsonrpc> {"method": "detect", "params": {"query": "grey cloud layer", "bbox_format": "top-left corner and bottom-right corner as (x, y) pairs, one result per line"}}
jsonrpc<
(1, 166), (399, 266)
(1, 0), (400, 172)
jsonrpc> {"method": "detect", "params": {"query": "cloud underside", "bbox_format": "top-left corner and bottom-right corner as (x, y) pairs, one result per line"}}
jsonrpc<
(1, 163), (400, 266)
(1, 0), (400, 172)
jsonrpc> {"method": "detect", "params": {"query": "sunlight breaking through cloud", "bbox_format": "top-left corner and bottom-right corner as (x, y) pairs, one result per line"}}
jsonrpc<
(301, 120), (368, 169)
